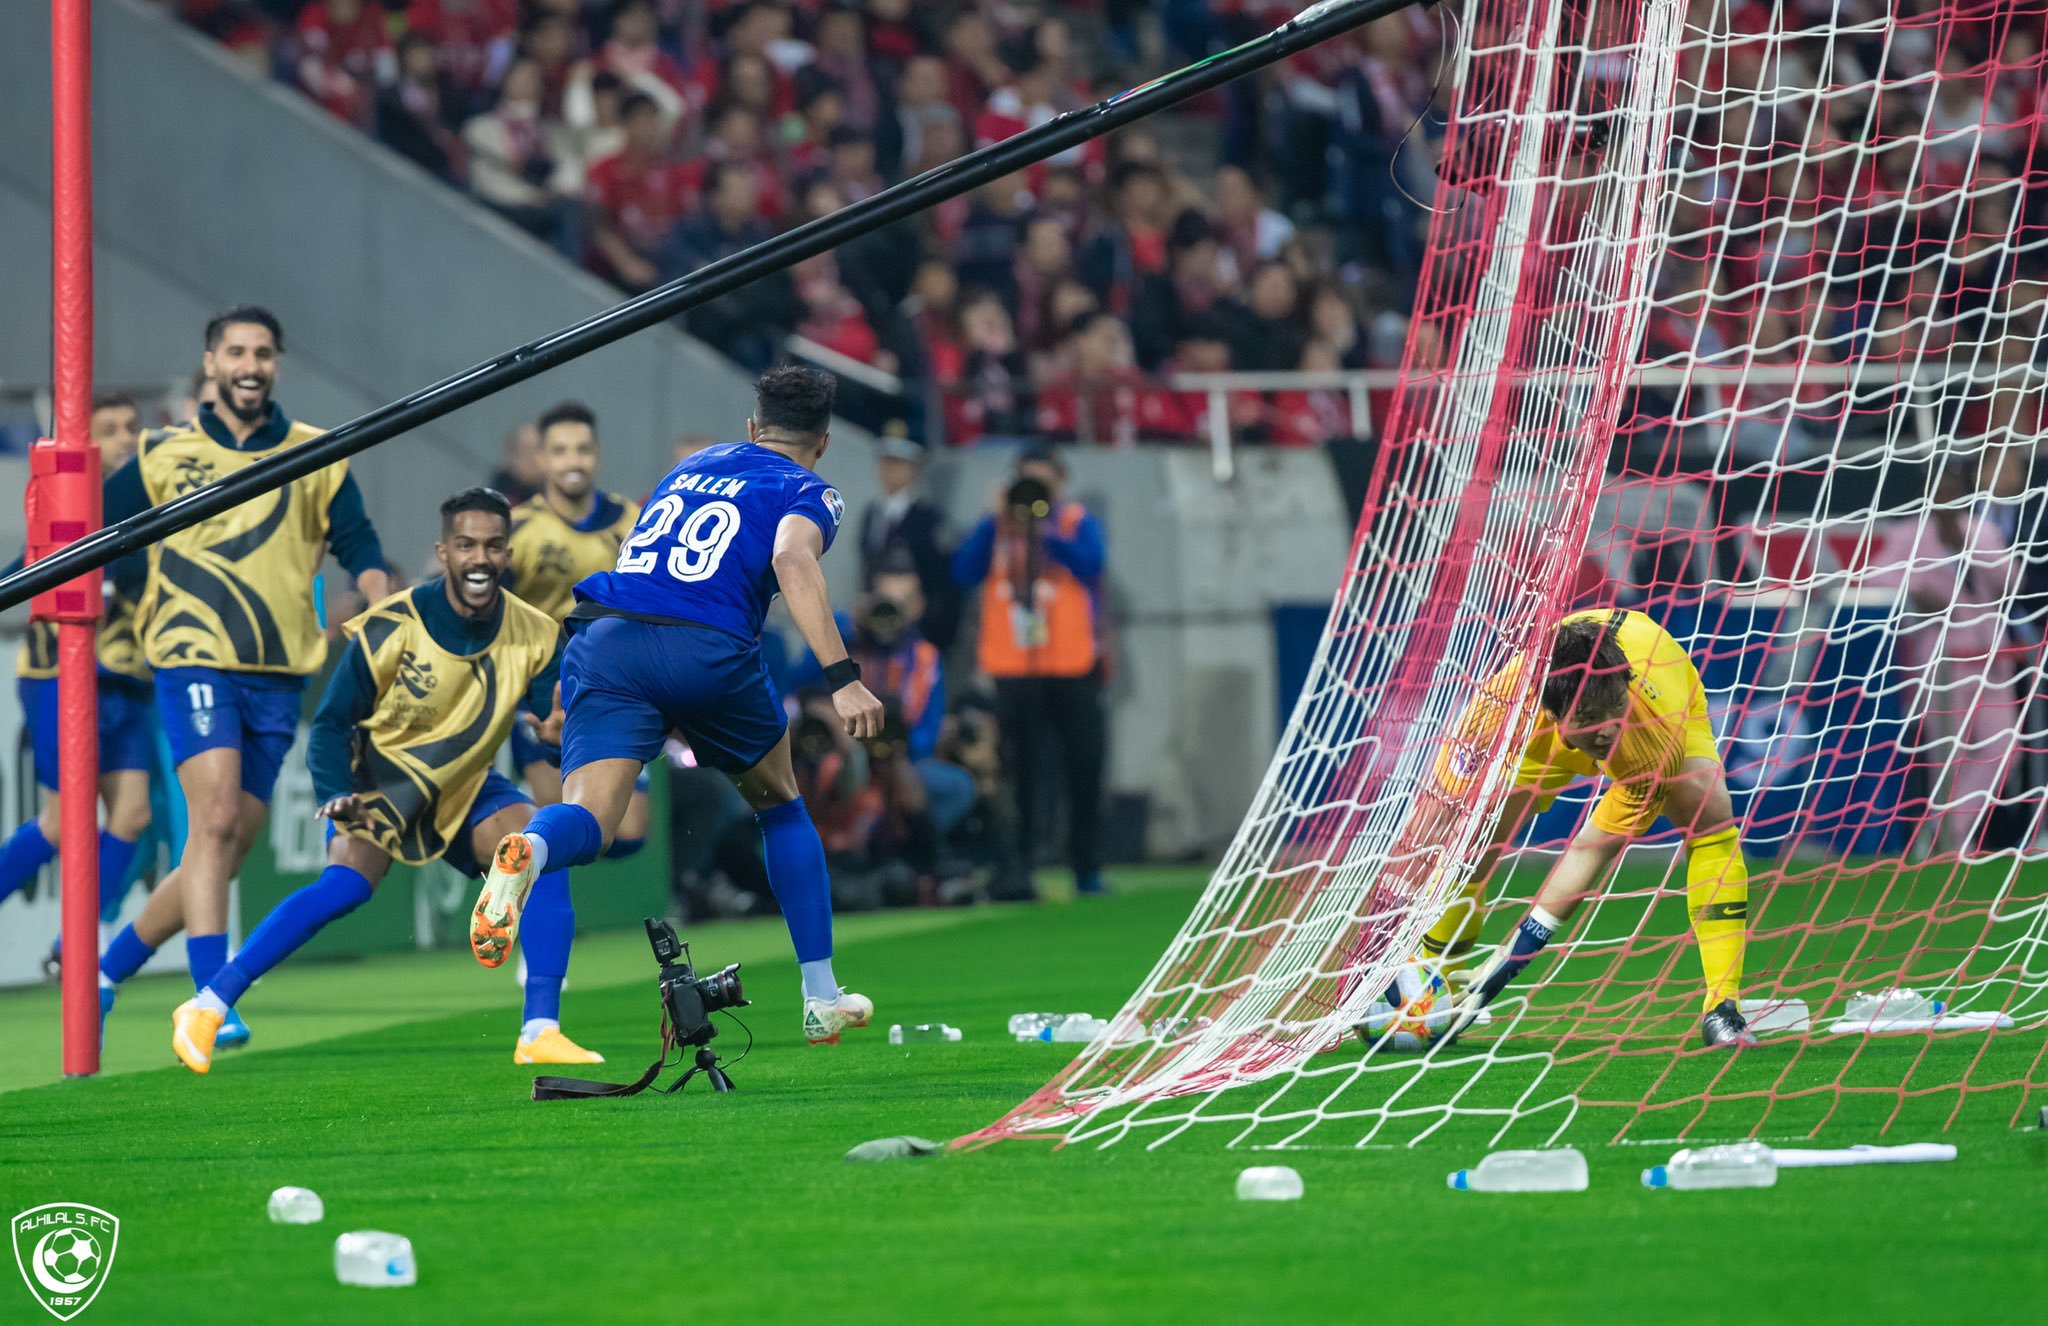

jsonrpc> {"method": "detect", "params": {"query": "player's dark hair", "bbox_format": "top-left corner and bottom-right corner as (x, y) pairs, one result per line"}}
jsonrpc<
(440, 486), (512, 533)
(90, 391), (135, 415)
(619, 90), (660, 122)
(204, 305), (284, 352)
(538, 400), (597, 436)
(753, 364), (836, 441)
(1541, 614), (1633, 723)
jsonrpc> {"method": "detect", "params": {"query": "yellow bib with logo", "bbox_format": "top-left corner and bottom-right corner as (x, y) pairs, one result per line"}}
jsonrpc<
(16, 581), (149, 683)
(507, 493), (642, 622)
(136, 419), (346, 674)
(340, 587), (559, 865)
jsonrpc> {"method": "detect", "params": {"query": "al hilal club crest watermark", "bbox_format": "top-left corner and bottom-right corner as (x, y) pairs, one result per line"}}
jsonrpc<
(13, 1204), (118, 1321)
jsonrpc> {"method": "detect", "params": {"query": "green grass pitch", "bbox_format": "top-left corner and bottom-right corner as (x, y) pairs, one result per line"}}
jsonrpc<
(3, 867), (2043, 1323)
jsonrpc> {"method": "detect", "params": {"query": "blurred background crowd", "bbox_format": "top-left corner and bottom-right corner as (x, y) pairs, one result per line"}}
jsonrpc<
(157, 0), (1443, 445)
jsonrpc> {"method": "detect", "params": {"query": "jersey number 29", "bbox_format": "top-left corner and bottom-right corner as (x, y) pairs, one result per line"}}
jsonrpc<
(615, 495), (742, 583)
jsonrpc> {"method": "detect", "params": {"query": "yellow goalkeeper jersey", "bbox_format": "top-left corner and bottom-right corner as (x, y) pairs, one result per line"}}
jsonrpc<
(1435, 608), (1719, 836)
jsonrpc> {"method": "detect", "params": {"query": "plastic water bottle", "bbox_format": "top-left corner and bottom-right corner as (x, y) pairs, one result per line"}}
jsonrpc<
(1235, 1166), (1304, 1201)
(1049, 1015), (1111, 1043)
(1008, 1013), (1065, 1041)
(1447, 1148), (1588, 1192)
(1844, 988), (1942, 1022)
(333, 1231), (416, 1288)
(1642, 1141), (1778, 1190)
(267, 1186), (324, 1224)
(888, 1023), (962, 1045)
(1148, 1016), (1214, 1039)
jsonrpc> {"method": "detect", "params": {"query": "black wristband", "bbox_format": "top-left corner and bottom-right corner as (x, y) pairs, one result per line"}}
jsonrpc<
(824, 659), (862, 692)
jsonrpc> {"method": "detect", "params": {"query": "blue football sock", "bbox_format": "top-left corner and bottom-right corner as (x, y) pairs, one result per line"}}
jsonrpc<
(756, 798), (833, 964)
(97, 831), (139, 922)
(207, 865), (374, 1007)
(187, 933), (228, 993)
(524, 803), (604, 872)
(99, 923), (155, 987)
(0, 820), (56, 906)
(600, 836), (645, 860)
(519, 870), (573, 1025)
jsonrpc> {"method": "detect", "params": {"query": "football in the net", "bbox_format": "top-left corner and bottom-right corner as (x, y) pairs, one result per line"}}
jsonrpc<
(42, 1229), (101, 1285)
(1354, 959), (1454, 1051)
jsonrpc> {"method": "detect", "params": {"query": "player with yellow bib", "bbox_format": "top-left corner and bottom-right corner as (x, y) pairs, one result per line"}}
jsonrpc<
(1429, 609), (1756, 1048)
(0, 395), (153, 947)
(172, 489), (601, 1072)
(94, 307), (392, 1048)
(505, 402), (653, 853)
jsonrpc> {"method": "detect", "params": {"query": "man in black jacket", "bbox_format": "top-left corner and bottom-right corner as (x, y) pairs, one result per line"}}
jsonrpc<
(859, 435), (957, 651)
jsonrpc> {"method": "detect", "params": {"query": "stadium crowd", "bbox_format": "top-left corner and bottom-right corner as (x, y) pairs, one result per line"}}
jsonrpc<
(157, 0), (1444, 446)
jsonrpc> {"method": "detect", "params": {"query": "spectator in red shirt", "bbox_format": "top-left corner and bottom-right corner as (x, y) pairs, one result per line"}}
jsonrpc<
(405, 0), (518, 111)
(782, 72), (846, 179)
(942, 10), (1009, 122)
(296, 0), (394, 129)
(594, 0), (691, 111)
(584, 92), (695, 290)
(679, 102), (786, 221)
(1036, 311), (1192, 446)
(521, 11), (583, 120)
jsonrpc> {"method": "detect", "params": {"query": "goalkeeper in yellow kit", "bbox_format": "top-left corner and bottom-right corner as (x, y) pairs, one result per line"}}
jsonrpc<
(1432, 609), (1756, 1048)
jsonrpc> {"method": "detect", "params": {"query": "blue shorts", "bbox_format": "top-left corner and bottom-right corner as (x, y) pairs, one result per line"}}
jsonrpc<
(508, 706), (652, 793)
(559, 617), (785, 777)
(326, 767), (529, 877)
(19, 674), (157, 790)
(156, 666), (306, 804)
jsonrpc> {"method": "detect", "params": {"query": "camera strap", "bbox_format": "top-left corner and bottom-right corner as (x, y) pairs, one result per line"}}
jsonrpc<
(531, 1020), (676, 1101)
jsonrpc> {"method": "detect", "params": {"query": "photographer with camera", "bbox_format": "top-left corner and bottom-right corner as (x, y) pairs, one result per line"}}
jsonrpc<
(952, 446), (1109, 899)
(858, 562), (979, 850)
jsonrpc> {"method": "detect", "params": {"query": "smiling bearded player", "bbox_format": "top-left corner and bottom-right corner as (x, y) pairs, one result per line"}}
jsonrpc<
(170, 488), (601, 1072)
(469, 365), (888, 1046)
(95, 306), (391, 1050)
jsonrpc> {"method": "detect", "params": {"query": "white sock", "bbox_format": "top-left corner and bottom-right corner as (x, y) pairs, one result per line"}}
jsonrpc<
(520, 1017), (559, 1044)
(1529, 904), (1567, 934)
(521, 832), (550, 875)
(799, 959), (839, 1003)
(193, 989), (229, 1016)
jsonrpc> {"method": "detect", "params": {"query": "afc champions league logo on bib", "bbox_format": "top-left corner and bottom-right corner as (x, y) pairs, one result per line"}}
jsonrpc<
(13, 1203), (119, 1320)
(821, 487), (845, 528)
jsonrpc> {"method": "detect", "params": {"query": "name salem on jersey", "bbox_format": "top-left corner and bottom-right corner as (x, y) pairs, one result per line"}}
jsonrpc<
(665, 473), (749, 497)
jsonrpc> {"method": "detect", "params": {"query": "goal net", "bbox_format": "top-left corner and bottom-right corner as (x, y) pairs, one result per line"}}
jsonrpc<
(967, 0), (2048, 1150)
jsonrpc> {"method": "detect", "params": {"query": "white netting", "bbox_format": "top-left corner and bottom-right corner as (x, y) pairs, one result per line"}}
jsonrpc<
(970, 0), (2048, 1150)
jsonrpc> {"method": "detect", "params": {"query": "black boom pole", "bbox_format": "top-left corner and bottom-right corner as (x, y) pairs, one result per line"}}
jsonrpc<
(0, 0), (1419, 611)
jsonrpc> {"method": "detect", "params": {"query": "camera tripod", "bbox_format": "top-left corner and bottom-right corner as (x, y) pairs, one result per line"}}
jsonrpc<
(668, 1045), (736, 1094)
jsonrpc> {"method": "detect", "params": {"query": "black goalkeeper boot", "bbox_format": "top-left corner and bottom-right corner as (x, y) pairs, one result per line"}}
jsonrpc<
(1701, 998), (1760, 1048)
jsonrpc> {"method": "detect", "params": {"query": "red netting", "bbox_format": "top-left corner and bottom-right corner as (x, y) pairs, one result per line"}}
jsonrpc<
(966, 0), (2048, 1152)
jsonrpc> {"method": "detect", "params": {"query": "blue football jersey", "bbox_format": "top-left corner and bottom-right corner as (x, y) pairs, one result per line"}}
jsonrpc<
(575, 441), (843, 640)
